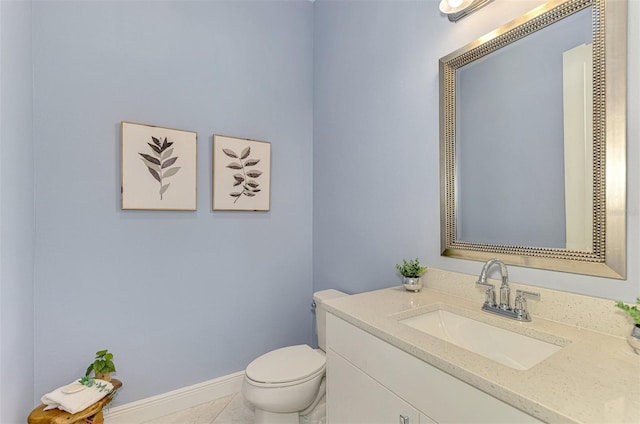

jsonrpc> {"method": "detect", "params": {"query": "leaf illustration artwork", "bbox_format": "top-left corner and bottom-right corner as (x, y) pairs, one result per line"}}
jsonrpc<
(223, 145), (262, 204)
(139, 136), (181, 200)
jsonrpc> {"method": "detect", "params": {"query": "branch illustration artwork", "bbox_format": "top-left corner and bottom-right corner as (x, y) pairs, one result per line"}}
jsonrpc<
(122, 121), (196, 211)
(223, 146), (262, 203)
(139, 136), (180, 200)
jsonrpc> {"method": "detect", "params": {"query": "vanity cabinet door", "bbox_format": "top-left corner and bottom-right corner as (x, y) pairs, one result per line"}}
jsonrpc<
(327, 313), (541, 424)
(420, 413), (437, 424)
(327, 349), (425, 424)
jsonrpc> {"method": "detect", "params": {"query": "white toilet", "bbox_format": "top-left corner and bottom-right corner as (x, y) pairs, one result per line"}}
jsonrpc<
(241, 289), (347, 424)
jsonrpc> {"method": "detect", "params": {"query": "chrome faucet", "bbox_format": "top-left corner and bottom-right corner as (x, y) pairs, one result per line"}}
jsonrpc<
(475, 258), (539, 322)
(476, 258), (509, 308)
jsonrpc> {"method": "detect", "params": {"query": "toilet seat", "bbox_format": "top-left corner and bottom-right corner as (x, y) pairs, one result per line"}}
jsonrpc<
(245, 345), (326, 387)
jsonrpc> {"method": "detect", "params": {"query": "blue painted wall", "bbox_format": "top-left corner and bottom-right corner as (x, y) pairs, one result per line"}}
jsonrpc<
(456, 8), (592, 248)
(0, 1), (35, 422)
(32, 0), (313, 405)
(1, 0), (638, 418)
(313, 0), (640, 302)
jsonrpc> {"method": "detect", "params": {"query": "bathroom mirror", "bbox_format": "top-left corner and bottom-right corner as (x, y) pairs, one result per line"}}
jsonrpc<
(439, 0), (627, 278)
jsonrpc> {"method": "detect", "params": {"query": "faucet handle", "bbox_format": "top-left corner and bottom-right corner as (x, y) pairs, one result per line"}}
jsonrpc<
(514, 290), (540, 321)
(476, 280), (494, 289)
(516, 289), (540, 300)
(476, 280), (496, 307)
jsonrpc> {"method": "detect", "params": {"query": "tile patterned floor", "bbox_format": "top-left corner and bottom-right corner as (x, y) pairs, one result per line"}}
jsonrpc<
(141, 392), (325, 424)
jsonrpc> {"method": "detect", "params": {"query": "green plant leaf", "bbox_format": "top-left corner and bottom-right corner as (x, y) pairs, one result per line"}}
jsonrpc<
(615, 298), (640, 324)
(87, 350), (115, 377)
(395, 258), (427, 278)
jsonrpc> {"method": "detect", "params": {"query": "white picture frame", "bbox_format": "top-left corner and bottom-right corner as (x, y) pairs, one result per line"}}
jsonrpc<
(213, 134), (271, 211)
(121, 121), (197, 210)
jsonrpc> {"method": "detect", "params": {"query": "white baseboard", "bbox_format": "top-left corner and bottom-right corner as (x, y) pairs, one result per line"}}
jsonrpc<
(104, 371), (245, 423)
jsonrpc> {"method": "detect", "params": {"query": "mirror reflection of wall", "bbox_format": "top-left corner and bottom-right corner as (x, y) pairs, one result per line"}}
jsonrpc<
(563, 42), (593, 251)
(455, 7), (593, 248)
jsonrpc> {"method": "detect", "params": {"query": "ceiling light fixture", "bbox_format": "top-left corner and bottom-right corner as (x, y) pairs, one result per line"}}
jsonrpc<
(439, 0), (493, 22)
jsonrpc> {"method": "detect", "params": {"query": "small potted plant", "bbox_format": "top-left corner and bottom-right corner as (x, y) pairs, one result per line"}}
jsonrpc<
(615, 298), (640, 354)
(395, 258), (428, 292)
(85, 349), (116, 382)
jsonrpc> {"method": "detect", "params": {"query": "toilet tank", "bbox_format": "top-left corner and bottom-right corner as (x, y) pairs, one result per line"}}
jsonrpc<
(313, 289), (348, 351)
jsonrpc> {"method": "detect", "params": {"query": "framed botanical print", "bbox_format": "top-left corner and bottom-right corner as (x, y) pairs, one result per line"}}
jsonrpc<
(212, 134), (271, 211)
(121, 121), (197, 210)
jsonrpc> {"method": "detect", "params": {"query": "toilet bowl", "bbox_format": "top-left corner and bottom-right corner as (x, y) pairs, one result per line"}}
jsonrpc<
(241, 289), (347, 424)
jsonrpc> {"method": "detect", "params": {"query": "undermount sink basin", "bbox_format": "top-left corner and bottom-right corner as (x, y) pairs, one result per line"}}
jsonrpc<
(400, 309), (562, 370)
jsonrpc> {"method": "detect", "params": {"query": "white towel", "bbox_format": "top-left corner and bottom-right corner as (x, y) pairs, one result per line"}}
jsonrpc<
(41, 379), (114, 414)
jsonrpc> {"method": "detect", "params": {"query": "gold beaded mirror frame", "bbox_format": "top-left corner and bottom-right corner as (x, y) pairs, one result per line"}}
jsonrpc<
(439, 0), (627, 278)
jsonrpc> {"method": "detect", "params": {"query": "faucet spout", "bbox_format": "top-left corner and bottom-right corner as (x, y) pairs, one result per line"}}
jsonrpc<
(478, 258), (509, 287)
(477, 258), (510, 310)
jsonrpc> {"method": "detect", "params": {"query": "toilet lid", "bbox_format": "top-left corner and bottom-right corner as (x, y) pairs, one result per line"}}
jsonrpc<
(246, 345), (325, 384)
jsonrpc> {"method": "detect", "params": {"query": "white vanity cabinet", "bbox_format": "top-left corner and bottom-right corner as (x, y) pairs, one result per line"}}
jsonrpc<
(327, 350), (428, 424)
(326, 313), (542, 424)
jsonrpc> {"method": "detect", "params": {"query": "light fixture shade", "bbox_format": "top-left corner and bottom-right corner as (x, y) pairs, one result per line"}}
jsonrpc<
(440, 0), (493, 22)
(439, 0), (474, 14)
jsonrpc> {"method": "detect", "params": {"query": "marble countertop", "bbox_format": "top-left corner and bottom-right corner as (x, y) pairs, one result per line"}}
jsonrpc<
(323, 274), (640, 423)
